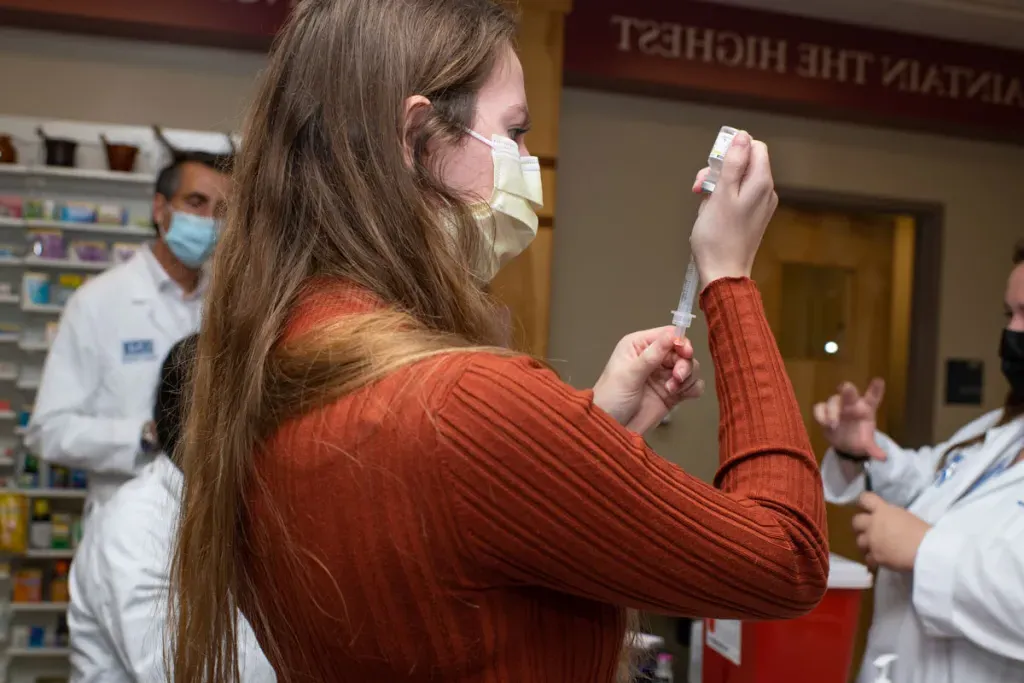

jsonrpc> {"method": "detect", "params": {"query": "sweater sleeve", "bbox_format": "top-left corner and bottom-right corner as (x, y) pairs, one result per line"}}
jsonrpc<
(437, 278), (829, 620)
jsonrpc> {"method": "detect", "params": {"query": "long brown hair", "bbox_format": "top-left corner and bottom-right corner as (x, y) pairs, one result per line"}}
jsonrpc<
(169, 1), (522, 681)
(937, 239), (1024, 470)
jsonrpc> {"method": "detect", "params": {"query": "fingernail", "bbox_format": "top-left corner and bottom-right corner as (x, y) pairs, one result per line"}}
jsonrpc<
(734, 131), (751, 146)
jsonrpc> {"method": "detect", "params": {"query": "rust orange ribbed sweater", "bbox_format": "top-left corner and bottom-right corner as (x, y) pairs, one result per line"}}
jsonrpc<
(242, 278), (829, 683)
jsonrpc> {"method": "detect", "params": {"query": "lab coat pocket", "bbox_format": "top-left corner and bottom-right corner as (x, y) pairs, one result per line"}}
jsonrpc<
(102, 343), (165, 415)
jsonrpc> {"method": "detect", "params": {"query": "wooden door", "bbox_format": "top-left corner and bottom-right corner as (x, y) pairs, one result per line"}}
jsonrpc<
(490, 0), (571, 357)
(752, 204), (915, 679)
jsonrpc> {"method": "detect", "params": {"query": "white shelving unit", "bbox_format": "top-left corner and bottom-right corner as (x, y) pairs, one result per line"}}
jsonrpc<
(9, 602), (68, 614)
(0, 115), (235, 683)
(6, 647), (72, 658)
(0, 116), (221, 683)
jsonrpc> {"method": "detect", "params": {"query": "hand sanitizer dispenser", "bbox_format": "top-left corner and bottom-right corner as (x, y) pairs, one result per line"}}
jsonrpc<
(873, 654), (898, 683)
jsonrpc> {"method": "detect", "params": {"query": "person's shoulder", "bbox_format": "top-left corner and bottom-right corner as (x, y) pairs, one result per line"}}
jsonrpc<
(91, 460), (176, 556)
(426, 351), (585, 420)
(419, 351), (551, 397)
(447, 352), (550, 381)
(64, 256), (143, 313)
(957, 409), (1007, 440)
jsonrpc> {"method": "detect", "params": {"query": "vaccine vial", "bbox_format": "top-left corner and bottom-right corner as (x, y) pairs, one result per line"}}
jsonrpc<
(701, 125), (738, 193)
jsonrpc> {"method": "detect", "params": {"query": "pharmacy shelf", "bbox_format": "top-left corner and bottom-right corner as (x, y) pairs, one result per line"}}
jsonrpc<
(15, 379), (38, 391)
(23, 219), (151, 238)
(0, 258), (22, 268)
(20, 256), (109, 272)
(0, 163), (154, 186)
(0, 294), (19, 305)
(23, 550), (74, 560)
(0, 217), (21, 229)
(6, 647), (71, 658)
(11, 490), (85, 500)
(9, 602), (68, 614)
(0, 412), (15, 421)
(13, 491), (86, 501)
(12, 427), (25, 436)
(0, 457), (13, 467)
(16, 341), (48, 352)
(20, 303), (63, 315)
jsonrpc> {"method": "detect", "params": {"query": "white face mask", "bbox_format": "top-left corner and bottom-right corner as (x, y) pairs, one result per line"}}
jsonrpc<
(465, 130), (544, 281)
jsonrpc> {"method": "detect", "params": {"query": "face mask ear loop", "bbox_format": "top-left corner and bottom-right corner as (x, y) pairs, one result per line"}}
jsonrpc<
(465, 129), (495, 148)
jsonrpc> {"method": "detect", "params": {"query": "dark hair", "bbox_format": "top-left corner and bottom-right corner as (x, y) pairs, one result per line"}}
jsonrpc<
(153, 152), (234, 230)
(154, 334), (198, 464)
(155, 151), (234, 201)
(937, 240), (1024, 469)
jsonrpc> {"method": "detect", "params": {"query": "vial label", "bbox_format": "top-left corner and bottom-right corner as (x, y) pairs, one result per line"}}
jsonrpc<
(708, 127), (737, 162)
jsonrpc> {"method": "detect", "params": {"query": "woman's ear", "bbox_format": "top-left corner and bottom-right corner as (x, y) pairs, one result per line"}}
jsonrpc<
(402, 95), (433, 168)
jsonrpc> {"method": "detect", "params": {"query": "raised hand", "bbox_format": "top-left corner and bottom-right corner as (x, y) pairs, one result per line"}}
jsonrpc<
(593, 328), (705, 435)
(813, 378), (887, 460)
(689, 131), (779, 287)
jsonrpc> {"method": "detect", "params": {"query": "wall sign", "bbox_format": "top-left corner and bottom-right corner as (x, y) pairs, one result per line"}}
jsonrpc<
(945, 359), (984, 406)
(564, 0), (1024, 138)
(0, 0), (295, 49)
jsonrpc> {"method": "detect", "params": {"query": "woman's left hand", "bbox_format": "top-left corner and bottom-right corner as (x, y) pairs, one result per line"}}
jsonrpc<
(593, 327), (704, 435)
(853, 493), (932, 572)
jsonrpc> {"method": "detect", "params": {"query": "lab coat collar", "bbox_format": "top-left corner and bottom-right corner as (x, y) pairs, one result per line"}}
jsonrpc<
(951, 416), (1024, 504)
(135, 245), (209, 300)
(124, 248), (198, 342)
(124, 249), (160, 304)
(153, 454), (184, 502)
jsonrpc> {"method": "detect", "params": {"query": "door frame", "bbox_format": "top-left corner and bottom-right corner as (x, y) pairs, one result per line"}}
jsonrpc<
(775, 187), (944, 447)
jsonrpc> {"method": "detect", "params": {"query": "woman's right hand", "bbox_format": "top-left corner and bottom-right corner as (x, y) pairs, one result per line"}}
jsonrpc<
(813, 379), (888, 460)
(689, 131), (779, 286)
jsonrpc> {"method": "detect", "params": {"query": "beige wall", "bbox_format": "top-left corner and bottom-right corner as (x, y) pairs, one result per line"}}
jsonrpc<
(6, 27), (1021, 483)
(0, 27), (264, 130)
(551, 88), (1024, 482)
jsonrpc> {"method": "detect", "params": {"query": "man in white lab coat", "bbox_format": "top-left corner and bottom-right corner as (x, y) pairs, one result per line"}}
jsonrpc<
(27, 151), (230, 523)
(68, 335), (275, 683)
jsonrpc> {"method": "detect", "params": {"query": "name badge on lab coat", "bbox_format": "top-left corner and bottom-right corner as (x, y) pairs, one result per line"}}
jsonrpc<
(122, 339), (156, 363)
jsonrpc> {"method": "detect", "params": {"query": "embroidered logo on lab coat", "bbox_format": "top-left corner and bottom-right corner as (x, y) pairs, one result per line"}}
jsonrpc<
(122, 339), (155, 363)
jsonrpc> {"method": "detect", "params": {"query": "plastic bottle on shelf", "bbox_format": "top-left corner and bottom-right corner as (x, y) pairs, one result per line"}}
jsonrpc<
(29, 498), (52, 550)
(50, 560), (70, 602)
(19, 449), (40, 488)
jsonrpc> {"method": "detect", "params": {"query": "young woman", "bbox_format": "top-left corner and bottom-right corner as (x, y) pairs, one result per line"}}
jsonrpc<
(817, 243), (1024, 682)
(170, 1), (830, 682)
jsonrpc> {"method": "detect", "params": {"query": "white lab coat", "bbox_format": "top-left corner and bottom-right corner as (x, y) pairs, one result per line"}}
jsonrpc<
(823, 410), (1024, 683)
(26, 248), (202, 522)
(68, 455), (275, 683)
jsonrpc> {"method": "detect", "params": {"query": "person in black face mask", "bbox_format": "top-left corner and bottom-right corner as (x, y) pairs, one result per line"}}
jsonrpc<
(808, 240), (1024, 683)
(1000, 323), (1024, 403)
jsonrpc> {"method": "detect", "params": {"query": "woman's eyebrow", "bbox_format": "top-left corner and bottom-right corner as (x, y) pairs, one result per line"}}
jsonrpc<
(506, 103), (531, 126)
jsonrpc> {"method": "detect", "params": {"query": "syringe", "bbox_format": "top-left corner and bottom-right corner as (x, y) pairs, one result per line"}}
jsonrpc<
(671, 125), (738, 341)
(672, 256), (699, 340)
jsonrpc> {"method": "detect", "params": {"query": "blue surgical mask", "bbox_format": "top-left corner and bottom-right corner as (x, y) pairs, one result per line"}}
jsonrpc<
(164, 211), (219, 269)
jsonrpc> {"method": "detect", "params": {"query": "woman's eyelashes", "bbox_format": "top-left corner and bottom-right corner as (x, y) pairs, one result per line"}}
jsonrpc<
(508, 126), (529, 142)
